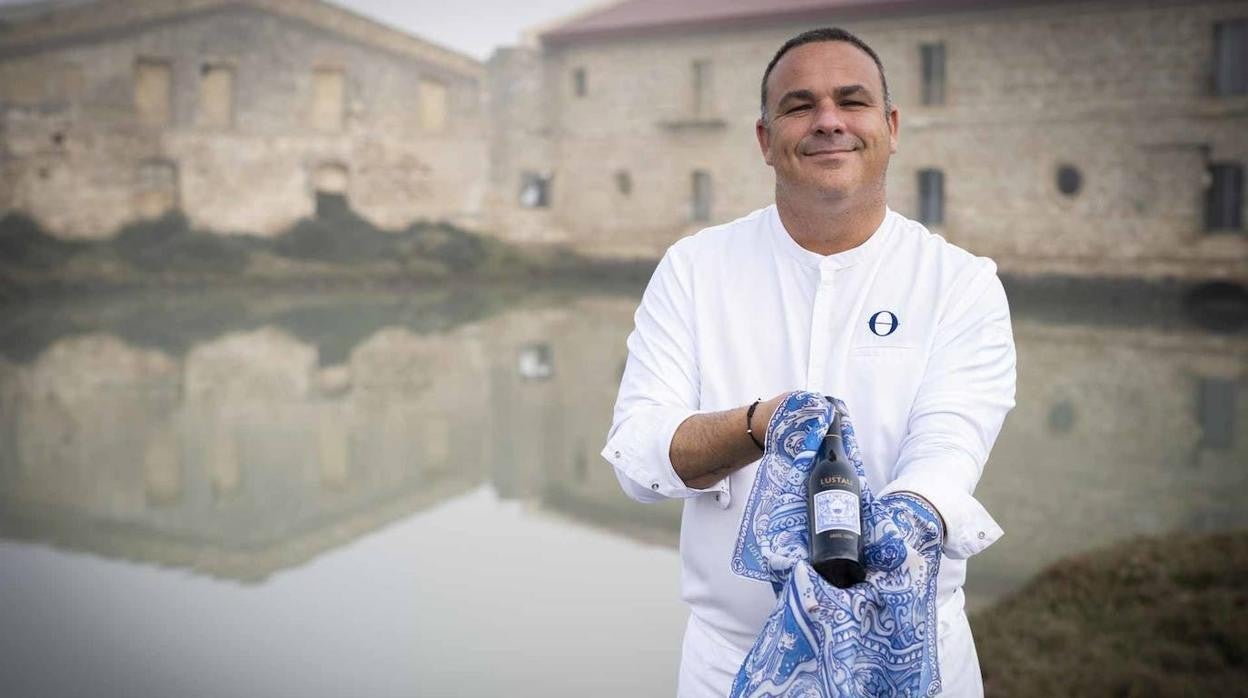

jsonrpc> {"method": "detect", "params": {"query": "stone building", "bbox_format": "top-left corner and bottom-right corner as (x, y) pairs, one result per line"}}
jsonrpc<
(0, 0), (485, 238)
(0, 290), (685, 578)
(489, 0), (1248, 281)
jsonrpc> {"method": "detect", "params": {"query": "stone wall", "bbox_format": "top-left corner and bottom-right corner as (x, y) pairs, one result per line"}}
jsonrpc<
(0, 0), (486, 238)
(490, 0), (1248, 279)
(484, 47), (560, 244)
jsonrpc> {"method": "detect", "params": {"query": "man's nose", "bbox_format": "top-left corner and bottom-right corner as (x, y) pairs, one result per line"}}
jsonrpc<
(810, 101), (847, 135)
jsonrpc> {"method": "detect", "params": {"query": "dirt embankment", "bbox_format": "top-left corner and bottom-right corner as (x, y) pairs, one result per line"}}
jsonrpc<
(0, 208), (653, 298)
(971, 530), (1248, 697)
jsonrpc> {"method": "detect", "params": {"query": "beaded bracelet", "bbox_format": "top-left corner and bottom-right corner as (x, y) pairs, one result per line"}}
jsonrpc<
(745, 398), (765, 451)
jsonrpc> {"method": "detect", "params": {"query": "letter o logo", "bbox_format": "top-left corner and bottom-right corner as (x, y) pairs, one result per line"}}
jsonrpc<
(868, 311), (899, 337)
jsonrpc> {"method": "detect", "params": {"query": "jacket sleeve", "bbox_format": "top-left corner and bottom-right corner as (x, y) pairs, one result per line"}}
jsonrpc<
(601, 245), (719, 503)
(878, 259), (1016, 559)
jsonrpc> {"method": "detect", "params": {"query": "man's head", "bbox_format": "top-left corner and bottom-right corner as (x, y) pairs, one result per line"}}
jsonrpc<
(756, 28), (899, 209)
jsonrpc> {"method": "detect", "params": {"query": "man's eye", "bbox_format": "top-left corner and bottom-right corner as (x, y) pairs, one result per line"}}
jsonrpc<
(842, 101), (866, 107)
(786, 104), (811, 114)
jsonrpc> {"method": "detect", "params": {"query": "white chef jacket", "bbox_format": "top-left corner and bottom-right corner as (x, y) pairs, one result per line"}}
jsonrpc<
(602, 205), (1015, 696)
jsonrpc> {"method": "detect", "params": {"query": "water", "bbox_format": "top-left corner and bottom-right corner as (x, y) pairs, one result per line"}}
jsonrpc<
(0, 282), (1243, 697)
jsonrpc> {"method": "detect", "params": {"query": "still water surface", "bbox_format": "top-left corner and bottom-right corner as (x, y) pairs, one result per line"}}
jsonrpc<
(0, 283), (1243, 697)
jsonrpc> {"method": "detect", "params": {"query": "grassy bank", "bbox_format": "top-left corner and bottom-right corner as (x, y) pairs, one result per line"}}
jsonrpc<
(0, 208), (654, 298)
(971, 530), (1248, 697)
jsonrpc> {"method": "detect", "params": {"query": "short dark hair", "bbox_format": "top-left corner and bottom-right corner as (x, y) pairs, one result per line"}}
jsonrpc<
(759, 27), (892, 121)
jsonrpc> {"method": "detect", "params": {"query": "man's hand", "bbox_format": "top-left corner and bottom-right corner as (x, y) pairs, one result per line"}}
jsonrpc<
(670, 392), (790, 489)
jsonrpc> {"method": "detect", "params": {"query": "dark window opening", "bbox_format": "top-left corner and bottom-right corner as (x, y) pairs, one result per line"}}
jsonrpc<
(518, 343), (554, 380)
(615, 170), (632, 196)
(572, 67), (587, 97)
(1057, 165), (1082, 196)
(1205, 162), (1244, 232)
(1048, 400), (1076, 434)
(573, 444), (588, 483)
(692, 59), (712, 116)
(691, 170), (712, 222)
(918, 168), (945, 225)
(1214, 19), (1247, 96)
(520, 171), (552, 208)
(921, 43), (946, 106)
(315, 191), (350, 219)
(1198, 377), (1236, 449)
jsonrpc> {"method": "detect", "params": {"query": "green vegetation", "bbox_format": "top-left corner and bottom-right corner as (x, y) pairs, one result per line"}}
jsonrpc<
(971, 530), (1248, 697)
(0, 208), (651, 292)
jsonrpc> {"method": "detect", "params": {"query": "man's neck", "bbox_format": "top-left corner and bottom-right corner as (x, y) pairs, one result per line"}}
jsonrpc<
(774, 191), (888, 256)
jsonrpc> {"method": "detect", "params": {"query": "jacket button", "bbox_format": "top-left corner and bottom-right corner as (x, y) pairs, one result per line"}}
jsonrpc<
(614, 450), (621, 459)
(714, 493), (721, 502)
(978, 531), (986, 540)
(651, 483), (660, 491)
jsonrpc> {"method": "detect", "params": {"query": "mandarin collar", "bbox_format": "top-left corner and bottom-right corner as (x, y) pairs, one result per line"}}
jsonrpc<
(767, 205), (897, 271)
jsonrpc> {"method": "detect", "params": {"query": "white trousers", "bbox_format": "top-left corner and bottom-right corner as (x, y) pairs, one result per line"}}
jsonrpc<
(676, 607), (985, 697)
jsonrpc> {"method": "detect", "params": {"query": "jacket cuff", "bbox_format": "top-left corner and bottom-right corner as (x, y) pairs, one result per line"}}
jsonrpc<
(602, 406), (721, 501)
(878, 474), (1003, 559)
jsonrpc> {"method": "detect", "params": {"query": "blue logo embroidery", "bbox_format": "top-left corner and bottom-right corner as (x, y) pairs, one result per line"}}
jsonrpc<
(868, 310), (899, 337)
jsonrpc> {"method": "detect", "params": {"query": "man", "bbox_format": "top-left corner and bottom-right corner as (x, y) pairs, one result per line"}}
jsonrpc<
(602, 27), (1015, 697)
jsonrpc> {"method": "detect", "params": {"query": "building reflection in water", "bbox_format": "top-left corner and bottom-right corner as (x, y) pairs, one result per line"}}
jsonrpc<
(0, 286), (1243, 609)
(970, 316), (1245, 608)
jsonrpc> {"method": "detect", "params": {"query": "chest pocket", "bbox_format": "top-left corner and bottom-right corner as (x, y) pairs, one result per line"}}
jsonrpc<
(849, 345), (917, 360)
(846, 345), (924, 409)
(845, 345), (923, 469)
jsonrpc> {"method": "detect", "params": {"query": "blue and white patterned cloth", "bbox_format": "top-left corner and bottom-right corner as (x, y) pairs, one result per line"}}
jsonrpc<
(730, 391), (945, 697)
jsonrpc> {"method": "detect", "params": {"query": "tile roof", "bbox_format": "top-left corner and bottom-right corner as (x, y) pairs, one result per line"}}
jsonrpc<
(542, 0), (1077, 45)
(0, 0), (481, 74)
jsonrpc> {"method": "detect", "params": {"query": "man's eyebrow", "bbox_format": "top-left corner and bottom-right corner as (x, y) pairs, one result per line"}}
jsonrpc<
(834, 84), (873, 100)
(776, 89), (816, 108)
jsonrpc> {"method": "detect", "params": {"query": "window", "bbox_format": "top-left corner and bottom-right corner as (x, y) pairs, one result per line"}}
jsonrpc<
(143, 431), (181, 506)
(573, 445), (588, 483)
(419, 78), (447, 133)
(211, 434), (241, 499)
(918, 169), (945, 225)
(1047, 400), (1076, 434)
(1214, 19), (1247, 96)
(1205, 162), (1244, 232)
(1056, 165), (1082, 196)
(311, 68), (344, 132)
(691, 170), (712, 222)
(313, 163), (349, 219)
(135, 160), (178, 219)
(519, 171), (551, 208)
(920, 43), (946, 106)
(134, 58), (172, 127)
(198, 63), (234, 128)
(692, 59), (712, 116)
(518, 344), (554, 380)
(572, 67), (586, 97)
(1198, 378), (1235, 449)
(615, 170), (632, 196)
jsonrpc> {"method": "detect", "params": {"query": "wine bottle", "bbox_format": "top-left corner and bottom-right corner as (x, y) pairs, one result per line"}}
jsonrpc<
(807, 409), (866, 588)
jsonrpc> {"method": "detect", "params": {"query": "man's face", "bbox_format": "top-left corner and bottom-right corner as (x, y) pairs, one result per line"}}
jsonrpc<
(756, 41), (899, 206)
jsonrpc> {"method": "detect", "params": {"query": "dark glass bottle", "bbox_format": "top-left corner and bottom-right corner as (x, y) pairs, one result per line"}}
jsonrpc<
(807, 410), (866, 588)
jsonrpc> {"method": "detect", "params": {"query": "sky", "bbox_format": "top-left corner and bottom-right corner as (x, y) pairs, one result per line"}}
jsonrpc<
(0, 0), (610, 60)
(327, 0), (607, 60)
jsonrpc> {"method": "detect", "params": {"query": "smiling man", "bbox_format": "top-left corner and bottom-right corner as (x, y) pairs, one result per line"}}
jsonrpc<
(603, 28), (1016, 697)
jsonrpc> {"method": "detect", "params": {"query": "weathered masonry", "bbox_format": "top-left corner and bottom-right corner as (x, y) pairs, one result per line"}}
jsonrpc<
(489, 0), (1248, 281)
(0, 0), (485, 238)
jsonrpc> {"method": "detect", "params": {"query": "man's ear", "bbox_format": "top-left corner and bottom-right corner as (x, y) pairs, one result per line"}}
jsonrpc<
(887, 105), (900, 154)
(756, 118), (773, 166)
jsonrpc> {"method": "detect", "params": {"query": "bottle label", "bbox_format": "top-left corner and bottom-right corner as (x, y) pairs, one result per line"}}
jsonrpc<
(813, 489), (860, 535)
